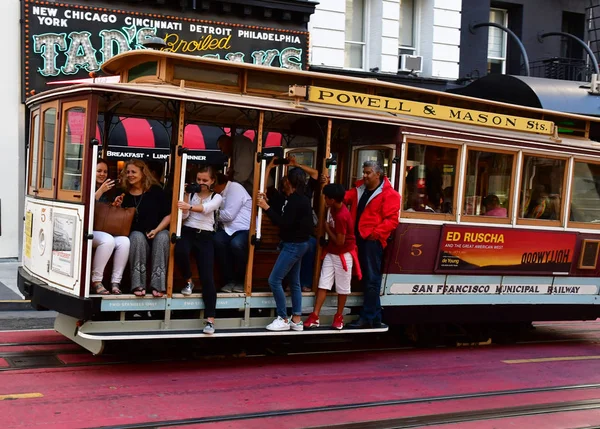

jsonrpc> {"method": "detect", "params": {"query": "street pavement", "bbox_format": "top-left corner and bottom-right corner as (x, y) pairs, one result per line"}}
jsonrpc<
(0, 259), (56, 329)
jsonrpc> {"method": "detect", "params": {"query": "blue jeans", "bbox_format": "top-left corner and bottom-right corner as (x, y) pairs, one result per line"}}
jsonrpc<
(357, 237), (383, 322)
(269, 241), (310, 319)
(299, 236), (317, 288)
(213, 229), (249, 284)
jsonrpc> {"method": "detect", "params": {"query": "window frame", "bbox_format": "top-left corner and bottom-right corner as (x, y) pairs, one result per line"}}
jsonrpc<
(344, 0), (368, 70)
(27, 108), (41, 196)
(567, 157), (600, 230)
(350, 144), (395, 190)
(37, 101), (60, 199)
(400, 138), (462, 222)
(515, 152), (569, 227)
(398, 0), (417, 56)
(460, 146), (517, 225)
(487, 8), (508, 74)
(57, 100), (89, 202)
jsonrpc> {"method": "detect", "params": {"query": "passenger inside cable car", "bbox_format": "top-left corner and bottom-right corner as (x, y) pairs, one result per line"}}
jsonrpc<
(115, 159), (171, 297)
(91, 158), (130, 295)
(212, 173), (252, 294)
(175, 166), (222, 334)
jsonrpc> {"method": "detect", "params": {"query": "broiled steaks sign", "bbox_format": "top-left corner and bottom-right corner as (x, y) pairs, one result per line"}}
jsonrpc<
(22, 0), (308, 98)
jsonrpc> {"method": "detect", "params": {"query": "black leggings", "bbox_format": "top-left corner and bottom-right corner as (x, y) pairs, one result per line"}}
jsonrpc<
(174, 227), (216, 318)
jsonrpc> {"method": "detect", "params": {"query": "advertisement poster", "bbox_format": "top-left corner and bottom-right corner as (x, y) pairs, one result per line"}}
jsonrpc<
(24, 211), (33, 259)
(23, 1), (308, 98)
(51, 213), (77, 277)
(436, 226), (577, 274)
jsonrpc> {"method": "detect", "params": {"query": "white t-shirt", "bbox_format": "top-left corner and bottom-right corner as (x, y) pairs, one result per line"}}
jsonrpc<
(182, 192), (223, 232)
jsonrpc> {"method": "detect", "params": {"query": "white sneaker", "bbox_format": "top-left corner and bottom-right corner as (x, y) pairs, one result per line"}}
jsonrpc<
(289, 318), (304, 331)
(266, 316), (290, 331)
(232, 284), (245, 293)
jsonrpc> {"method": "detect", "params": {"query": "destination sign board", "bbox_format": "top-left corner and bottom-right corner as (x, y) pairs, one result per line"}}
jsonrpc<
(307, 86), (555, 135)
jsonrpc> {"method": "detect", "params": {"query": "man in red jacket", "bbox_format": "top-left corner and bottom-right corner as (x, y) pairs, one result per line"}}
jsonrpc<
(345, 160), (400, 328)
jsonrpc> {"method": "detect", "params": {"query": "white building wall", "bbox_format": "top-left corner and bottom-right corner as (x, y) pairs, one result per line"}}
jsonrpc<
(309, 0), (462, 80)
(308, 0), (346, 68)
(0, 1), (23, 258)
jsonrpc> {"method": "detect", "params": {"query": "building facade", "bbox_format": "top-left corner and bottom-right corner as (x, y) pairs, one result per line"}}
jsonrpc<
(308, 0), (594, 89)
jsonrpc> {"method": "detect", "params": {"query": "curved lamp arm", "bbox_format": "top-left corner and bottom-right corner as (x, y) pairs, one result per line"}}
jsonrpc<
(470, 22), (530, 76)
(538, 31), (599, 75)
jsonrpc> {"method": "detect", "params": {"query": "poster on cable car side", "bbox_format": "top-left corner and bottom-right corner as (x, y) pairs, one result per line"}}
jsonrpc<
(51, 213), (76, 277)
(436, 225), (577, 275)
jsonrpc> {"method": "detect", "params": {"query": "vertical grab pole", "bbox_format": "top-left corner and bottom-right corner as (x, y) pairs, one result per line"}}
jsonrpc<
(166, 101), (186, 306)
(244, 111), (265, 296)
(324, 155), (337, 241)
(312, 119), (333, 291)
(390, 156), (400, 190)
(175, 152), (188, 238)
(84, 143), (99, 299)
(255, 157), (267, 240)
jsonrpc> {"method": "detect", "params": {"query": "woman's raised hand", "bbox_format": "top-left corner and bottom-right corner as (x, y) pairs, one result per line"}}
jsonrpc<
(99, 179), (115, 195)
(257, 192), (269, 210)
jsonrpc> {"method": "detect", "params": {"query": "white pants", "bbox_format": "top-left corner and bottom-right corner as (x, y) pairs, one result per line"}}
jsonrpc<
(92, 231), (130, 284)
(318, 252), (352, 295)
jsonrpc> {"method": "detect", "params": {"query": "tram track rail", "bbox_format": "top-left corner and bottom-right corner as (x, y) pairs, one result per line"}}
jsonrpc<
(85, 383), (600, 429)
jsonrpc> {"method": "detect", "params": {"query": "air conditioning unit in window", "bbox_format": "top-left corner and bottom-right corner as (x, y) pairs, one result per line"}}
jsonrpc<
(399, 54), (423, 73)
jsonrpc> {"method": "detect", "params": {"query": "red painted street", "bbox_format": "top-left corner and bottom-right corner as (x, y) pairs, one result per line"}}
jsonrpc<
(0, 321), (600, 428)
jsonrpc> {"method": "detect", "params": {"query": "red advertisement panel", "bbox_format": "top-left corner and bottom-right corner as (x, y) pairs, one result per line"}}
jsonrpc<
(436, 226), (577, 274)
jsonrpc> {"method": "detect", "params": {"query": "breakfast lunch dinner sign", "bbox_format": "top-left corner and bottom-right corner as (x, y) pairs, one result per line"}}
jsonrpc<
(22, 0), (309, 99)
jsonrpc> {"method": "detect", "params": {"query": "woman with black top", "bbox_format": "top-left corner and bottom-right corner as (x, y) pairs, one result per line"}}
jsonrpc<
(114, 160), (171, 297)
(257, 167), (313, 331)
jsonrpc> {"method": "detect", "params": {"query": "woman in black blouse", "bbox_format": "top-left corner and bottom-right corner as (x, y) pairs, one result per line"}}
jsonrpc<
(114, 160), (171, 297)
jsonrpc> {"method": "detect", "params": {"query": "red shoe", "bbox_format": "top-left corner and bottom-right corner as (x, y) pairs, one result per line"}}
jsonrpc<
(303, 312), (320, 328)
(332, 313), (344, 330)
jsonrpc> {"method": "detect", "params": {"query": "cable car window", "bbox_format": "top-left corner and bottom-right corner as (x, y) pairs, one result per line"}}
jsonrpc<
(60, 107), (86, 192)
(40, 107), (57, 190)
(29, 111), (40, 194)
(404, 143), (458, 214)
(463, 150), (513, 219)
(519, 156), (565, 221)
(570, 161), (600, 224)
(352, 148), (391, 186)
(287, 150), (314, 168)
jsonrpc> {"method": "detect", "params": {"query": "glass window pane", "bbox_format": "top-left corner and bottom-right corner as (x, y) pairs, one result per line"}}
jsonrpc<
(463, 150), (513, 218)
(488, 9), (507, 59)
(344, 43), (364, 68)
(353, 149), (391, 185)
(519, 156), (565, 220)
(570, 162), (600, 223)
(30, 114), (40, 191)
(404, 143), (458, 214)
(399, 0), (414, 47)
(61, 107), (86, 192)
(345, 0), (364, 43)
(41, 108), (56, 189)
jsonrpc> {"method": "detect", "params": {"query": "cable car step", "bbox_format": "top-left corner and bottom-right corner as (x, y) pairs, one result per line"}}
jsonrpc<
(77, 325), (389, 340)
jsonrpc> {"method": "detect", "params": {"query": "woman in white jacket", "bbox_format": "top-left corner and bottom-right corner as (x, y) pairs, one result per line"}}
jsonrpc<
(175, 166), (223, 334)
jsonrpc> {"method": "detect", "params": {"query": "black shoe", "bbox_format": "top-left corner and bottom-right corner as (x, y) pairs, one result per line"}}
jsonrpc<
(348, 318), (372, 329)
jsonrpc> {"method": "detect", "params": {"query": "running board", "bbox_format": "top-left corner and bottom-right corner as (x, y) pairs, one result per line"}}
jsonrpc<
(77, 325), (389, 341)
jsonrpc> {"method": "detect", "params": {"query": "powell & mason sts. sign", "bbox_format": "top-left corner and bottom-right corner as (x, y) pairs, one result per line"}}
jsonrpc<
(307, 86), (556, 135)
(22, 0), (308, 98)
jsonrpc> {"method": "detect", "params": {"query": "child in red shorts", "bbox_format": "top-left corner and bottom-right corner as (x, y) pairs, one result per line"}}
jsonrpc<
(304, 184), (361, 330)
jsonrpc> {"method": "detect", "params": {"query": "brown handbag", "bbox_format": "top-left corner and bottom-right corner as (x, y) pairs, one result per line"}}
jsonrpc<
(93, 202), (135, 237)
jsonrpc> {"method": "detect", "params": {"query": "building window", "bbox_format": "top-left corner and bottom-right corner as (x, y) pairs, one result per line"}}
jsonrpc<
(488, 8), (508, 74)
(344, 0), (366, 69)
(399, 0), (416, 55)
